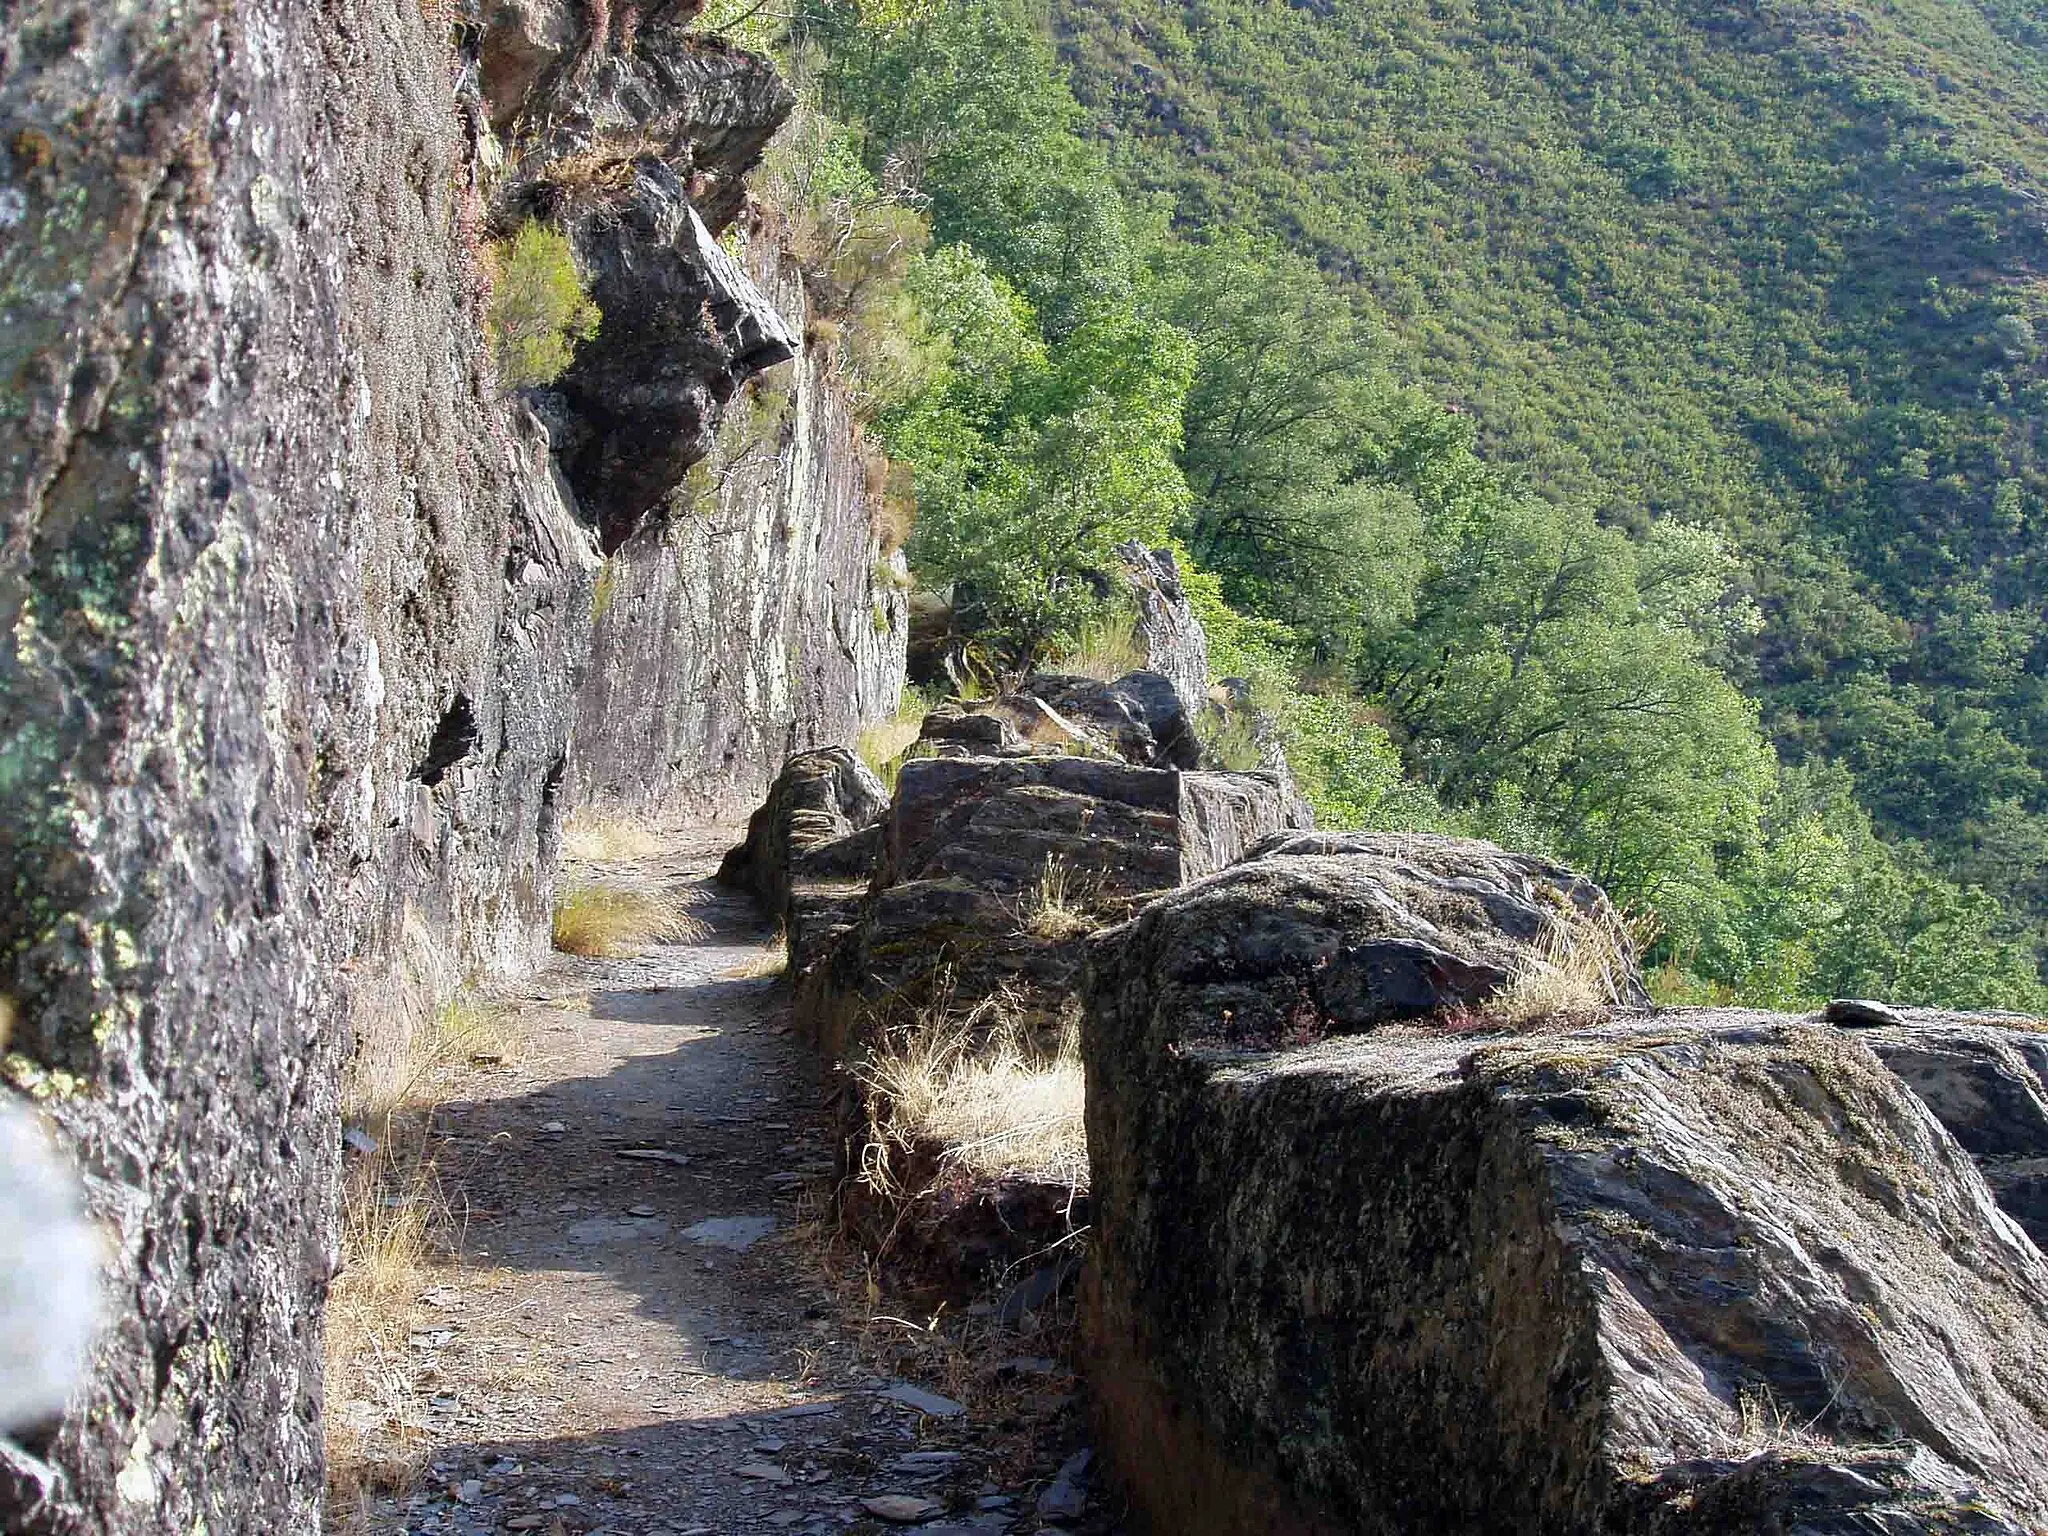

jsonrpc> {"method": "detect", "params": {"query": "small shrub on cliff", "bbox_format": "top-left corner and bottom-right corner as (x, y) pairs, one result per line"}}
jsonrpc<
(485, 221), (601, 392)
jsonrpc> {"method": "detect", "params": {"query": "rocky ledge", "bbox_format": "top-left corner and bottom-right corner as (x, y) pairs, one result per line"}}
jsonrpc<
(793, 750), (1308, 1058)
(1080, 842), (2048, 1535)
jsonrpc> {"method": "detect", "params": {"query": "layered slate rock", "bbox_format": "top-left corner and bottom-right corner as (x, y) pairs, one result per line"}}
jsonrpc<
(1080, 854), (2048, 1534)
(493, 15), (801, 550)
(795, 755), (1308, 1057)
(1122, 830), (1648, 1046)
(922, 670), (1201, 771)
(1843, 1012), (2048, 1246)
(718, 747), (888, 917)
(485, 14), (906, 820)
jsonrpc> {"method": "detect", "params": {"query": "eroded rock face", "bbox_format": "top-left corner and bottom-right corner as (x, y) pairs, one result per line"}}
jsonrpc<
(0, 4), (897, 1532)
(795, 755), (1308, 1057)
(569, 222), (908, 819)
(1, 3), (601, 1528)
(493, 20), (800, 551)
(1080, 911), (2048, 1536)
(1118, 543), (1210, 720)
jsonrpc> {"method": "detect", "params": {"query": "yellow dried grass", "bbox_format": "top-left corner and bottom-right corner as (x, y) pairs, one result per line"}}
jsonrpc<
(552, 882), (707, 958)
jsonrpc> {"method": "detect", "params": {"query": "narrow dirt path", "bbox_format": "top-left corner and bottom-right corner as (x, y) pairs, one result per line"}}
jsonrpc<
(352, 829), (1105, 1536)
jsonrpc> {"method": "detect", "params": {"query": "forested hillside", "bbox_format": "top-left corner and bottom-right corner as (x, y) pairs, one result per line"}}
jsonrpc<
(758, 0), (2047, 1009)
(1046, 0), (2048, 967)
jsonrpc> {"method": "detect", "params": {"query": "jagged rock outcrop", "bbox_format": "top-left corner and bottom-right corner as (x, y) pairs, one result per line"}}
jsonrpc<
(570, 222), (909, 819)
(489, 19), (801, 548)
(1118, 542), (1209, 720)
(0, 4), (900, 1531)
(1841, 1012), (2048, 1246)
(1082, 866), (2048, 1533)
(795, 753), (1308, 1057)
(918, 670), (1200, 770)
(717, 747), (888, 917)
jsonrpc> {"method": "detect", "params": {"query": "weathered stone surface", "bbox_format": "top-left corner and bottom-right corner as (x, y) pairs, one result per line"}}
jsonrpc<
(1849, 1014), (2048, 1246)
(986, 671), (1201, 770)
(1118, 543), (1210, 721)
(487, 17), (801, 551)
(0, 3), (611, 1527)
(796, 756), (1307, 1056)
(1080, 921), (2048, 1536)
(718, 747), (888, 917)
(919, 705), (1026, 755)
(1110, 832), (1647, 1047)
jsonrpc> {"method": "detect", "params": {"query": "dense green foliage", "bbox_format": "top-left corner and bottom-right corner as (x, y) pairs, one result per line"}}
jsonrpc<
(487, 222), (601, 391)
(1049, 0), (2048, 971)
(765, 0), (2046, 1010)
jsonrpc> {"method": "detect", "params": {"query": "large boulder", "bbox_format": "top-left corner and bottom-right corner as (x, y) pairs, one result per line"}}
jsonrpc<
(1114, 831), (1649, 1046)
(1081, 872), (2048, 1534)
(717, 747), (888, 917)
(794, 756), (1308, 1058)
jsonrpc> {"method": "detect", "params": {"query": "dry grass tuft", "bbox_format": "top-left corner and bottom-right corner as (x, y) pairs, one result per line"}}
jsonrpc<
(552, 882), (707, 958)
(559, 813), (668, 864)
(866, 450), (918, 555)
(1018, 856), (1095, 942)
(1735, 1384), (1832, 1457)
(858, 1008), (1088, 1190)
(857, 688), (932, 789)
(726, 926), (791, 981)
(1056, 611), (1147, 683)
(329, 917), (522, 1513)
(1483, 904), (1644, 1028)
(326, 1149), (444, 1513)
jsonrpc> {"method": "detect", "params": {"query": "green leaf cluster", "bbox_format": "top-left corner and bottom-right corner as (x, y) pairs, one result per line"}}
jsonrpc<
(486, 222), (601, 392)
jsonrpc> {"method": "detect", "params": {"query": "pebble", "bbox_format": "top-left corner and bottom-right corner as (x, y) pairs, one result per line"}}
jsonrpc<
(876, 1382), (966, 1419)
(681, 1214), (778, 1250)
(861, 1493), (941, 1523)
(735, 1462), (793, 1486)
(1035, 1449), (1092, 1521)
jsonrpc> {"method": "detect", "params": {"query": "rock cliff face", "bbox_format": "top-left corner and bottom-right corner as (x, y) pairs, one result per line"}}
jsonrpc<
(571, 233), (908, 819)
(1081, 844), (2048, 1536)
(0, 4), (901, 1531)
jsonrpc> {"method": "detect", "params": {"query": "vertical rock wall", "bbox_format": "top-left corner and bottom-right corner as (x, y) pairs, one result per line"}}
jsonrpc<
(572, 230), (908, 821)
(0, 3), (902, 1532)
(0, 5), (595, 1531)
